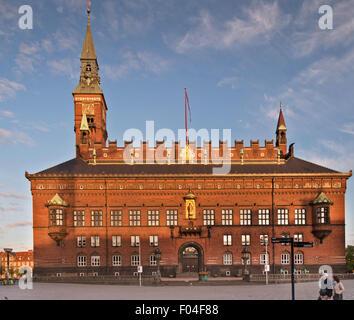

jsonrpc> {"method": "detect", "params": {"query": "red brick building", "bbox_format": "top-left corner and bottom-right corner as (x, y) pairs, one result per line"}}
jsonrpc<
(25, 11), (352, 278)
(0, 250), (34, 278)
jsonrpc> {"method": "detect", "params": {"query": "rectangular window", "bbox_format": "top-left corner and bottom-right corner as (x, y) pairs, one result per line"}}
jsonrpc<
(91, 256), (100, 266)
(77, 236), (86, 248)
(317, 207), (329, 224)
(260, 234), (269, 246)
(166, 210), (178, 226)
(112, 235), (121, 247)
(150, 255), (157, 266)
(240, 209), (252, 225)
(77, 256), (87, 267)
(277, 209), (289, 225)
(281, 233), (290, 246)
(295, 252), (304, 265)
(258, 209), (270, 225)
(203, 209), (215, 226)
(131, 255), (140, 266)
(112, 255), (122, 266)
(91, 235), (100, 247)
(222, 209), (233, 225)
(223, 253), (232, 265)
(110, 210), (122, 227)
(49, 209), (63, 226)
(242, 234), (251, 246)
(149, 235), (158, 247)
(223, 234), (232, 246)
(91, 210), (103, 227)
(73, 210), (85, 227)
(294, 233), (303, 242)
(129, 210), (141, 226)
(131, 235), (140, 247)
(148, 210), (159, 226)
(295, 209), (306, 225)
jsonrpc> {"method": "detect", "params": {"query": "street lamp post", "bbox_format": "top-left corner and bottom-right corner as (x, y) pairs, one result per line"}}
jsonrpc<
(4, 248), (15, 284)
(154, 248), (162, 282)
(241, 247), (250, 281)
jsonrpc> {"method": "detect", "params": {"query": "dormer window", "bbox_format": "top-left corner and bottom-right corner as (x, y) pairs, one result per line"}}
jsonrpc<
(86, 64), (91, 72)
(317, 207), (330, 224)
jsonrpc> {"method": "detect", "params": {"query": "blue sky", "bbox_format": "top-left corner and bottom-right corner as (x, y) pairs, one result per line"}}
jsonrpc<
(0, 0), (353, 251)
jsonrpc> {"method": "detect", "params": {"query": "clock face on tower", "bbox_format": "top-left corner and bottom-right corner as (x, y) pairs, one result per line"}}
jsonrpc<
(82, 103), (95, 115)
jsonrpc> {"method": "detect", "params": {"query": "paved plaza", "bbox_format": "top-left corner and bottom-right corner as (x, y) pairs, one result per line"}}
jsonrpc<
(0, 280), (353, 300)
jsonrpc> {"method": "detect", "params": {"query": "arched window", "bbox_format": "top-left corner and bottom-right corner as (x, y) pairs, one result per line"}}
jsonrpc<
(294, 251), (304, 265)
(112, 254), (122, 266)
(77, 255), (87, 267)
(281, 252), (290, 265)
(223, 252), (232, 265)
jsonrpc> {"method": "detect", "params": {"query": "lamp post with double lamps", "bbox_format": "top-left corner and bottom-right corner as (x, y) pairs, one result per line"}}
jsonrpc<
(4, 248), (16, 284)
(241, 247), (250, 281)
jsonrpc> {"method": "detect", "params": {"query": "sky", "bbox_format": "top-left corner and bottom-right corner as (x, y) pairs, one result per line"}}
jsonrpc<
(0, 0), (353, 251)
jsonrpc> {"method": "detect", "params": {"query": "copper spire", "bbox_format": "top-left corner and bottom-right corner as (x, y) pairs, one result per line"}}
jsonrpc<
(276, 102), (286, 132)
(81, 1), (96, 60)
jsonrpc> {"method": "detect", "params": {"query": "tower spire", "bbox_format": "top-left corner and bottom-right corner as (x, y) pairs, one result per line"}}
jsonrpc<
(276, 102), (287, 150)
(73, 1), (102, 94)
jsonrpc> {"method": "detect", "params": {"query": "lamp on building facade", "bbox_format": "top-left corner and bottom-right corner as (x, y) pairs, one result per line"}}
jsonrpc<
(154, 248), (162, 281)
(241, 247), (250, 281)
(3, 248), (15, 284)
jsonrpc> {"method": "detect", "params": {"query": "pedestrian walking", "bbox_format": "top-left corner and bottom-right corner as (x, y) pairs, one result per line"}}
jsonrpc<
(333, 276), (345, 300)
(318, 270), (333, 300)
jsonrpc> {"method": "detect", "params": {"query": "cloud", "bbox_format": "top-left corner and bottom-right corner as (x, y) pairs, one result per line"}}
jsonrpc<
(168, 1), (290, 53)
(0, 192), (29, 200)
(0, 129), (35, 147)
(340, 123), (354, 135)
(217, 77), (239, 89)
(47, 59), (79, 80)
(102, 50), (169, 79)
(6, 222), (32, 228)
(0, 79), (26, 101)
(0, 110), (14, 118)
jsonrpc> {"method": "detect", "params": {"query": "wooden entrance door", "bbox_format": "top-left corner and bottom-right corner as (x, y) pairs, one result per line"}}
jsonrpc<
(182, 246), (199, 273)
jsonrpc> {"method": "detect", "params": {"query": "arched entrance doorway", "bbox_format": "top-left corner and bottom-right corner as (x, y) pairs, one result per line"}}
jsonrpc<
(178, 242), (204, 274)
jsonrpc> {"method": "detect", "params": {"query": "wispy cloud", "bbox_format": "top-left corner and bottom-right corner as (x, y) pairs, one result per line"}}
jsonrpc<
(6, 222), (32, 228)
(0, 192), (29, 200)
(340, 123), (354, 135)
(0, 128), (35, 147)
(0, 110), (14, 118)
(217, 77), (239, 89)
(47, 58), (79, 80)
(102, 50), (169, 80)
(167, 1), (290, 53)
(0, 78), (26, 101)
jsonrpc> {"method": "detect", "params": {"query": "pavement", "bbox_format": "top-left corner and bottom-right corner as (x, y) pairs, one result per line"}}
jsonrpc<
(0, 279), (353, 300)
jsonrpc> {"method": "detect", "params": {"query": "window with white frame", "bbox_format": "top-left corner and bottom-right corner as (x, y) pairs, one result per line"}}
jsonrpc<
(277, 209), (289, 225)
(148, 210), (159, 226)
(222, 209), (233, 225)
(223, 252), (232, 265)
(281, 233), (290, 246)
(258, 209), (270, 225)
(131, 254), (140, 266)
(129, 210), (141, 226)
(49, 209), (64, 226)
(77, 236), (86, 248)
(260, 234), (268, 246)
(112, 235), (121, 247)
(166, 210), (178, 226)
(295, 209), (306, 225)
(294, 233), (303, 242)
(260, 253), (269, 265)
(77, 255), (87, 267)
(240, 209), (252, 225)
(242, 234), (251, 246)
(91, 255), (100, 266)
(91, 235), (100, 247)
(110, 210), (122, 227)
(317, 207), (330, 224)
(223, 234), (232, 246)
(203, 209), (215, 226)
(112, 255), (122, 266)
(294, 252), (304, 265)
(73, 210), (85, 226)
(149, 235), (158, 247)
(91, 210), (103, 227)
(281, 252), (290, 265)
(131, 235), (140, 247)
(150, 255), (157, 266)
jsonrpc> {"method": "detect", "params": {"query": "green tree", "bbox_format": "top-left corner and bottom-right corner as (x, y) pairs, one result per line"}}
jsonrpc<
(346, 245), (354, 272)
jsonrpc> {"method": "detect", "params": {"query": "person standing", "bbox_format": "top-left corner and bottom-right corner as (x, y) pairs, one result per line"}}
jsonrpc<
(333, 276), (345, 300)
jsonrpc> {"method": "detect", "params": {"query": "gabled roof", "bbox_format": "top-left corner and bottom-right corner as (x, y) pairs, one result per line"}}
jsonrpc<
(26, 156), (345, 178)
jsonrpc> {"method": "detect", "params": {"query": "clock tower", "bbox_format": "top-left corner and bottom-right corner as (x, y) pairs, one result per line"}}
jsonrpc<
(72, 5), (107, 159)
